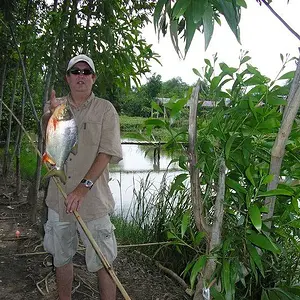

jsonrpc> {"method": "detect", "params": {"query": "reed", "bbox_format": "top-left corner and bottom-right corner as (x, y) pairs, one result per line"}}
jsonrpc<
(113, 170), (196, 274)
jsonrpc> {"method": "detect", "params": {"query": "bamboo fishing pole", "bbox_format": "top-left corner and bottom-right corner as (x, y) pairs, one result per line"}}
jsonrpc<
(2, 102), (131, 300)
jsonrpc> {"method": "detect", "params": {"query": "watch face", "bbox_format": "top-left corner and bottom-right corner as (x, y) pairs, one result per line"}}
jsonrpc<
(81, 179), (93, 188)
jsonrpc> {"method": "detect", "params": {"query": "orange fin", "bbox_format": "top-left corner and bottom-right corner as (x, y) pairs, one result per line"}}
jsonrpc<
(42, 153), (56, 165)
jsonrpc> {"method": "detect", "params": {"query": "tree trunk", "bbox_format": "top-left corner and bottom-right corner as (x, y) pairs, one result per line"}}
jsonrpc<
(188, 81), (227, 299)
(188, 79), (210, 234)
(15, 89), (26, 197)
(83, 0), (92, 53)
(3, 61), (19, 177)
(0, 61), (7, 131)
(263, 54), (300, 227)
(193, 158), (226, 300)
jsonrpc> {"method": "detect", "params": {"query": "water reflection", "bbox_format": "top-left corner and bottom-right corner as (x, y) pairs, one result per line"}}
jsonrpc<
(109, 143), (181, 216)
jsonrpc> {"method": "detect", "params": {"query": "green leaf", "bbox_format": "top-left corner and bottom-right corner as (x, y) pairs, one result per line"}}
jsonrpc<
(260, 206), (269, 213)
(222, 260), (232, 299)
(280, 53), (284, 62)
(167, 231), (177, 240)
(226, 177), (247, 194)
(258, 189), (294, 197)
(169, 98), (188, 118)
(244, 75), (269, 86)
(172, 0), (191, 18)
(246, 64), (261, 75)
(245, 166), (256, 186)
(267, 291), (281, 299)
(144, 118), (166, 127)
(184, 4), (198, 55)
(262, 174), (274, 185)
(281, 287), (300, 297)
(261, 290), (270, 300)
(249, 255), (258, 284)
(236, 0), (247, 8)
(191, 0), (208, 23)
(190, 255), (207, 289)
(219, 63), (238, 75)
(278, 70), (295, 80)
(211, 76), (222, 91)
(225, 134), (236, 160)
(292, 197), (300, 213)
(270, 288), (300, 300)
(247, 242), (265, 277)
(154, 0), (168, 30)
(258, 118), (280, 129)
(194, 231), (206, 246)
(247, 232), (280, 254)
(170, 18), (180, 55)
(181, 211), (191, 238)
(240, 55), (251, 65)
(151, 101), (163, 114)
(266, 95), (287, 106)
(289, 219), (300, 228)
(204, 58), (211, 66)
(193, 68), (201, 76)
(203, 4), (214, 50)
(170, 173), (188, 196)
(217, 0), (240, 43)
(181, 261), (194, 278)
(249, 204), (262, 232)
(211, 287), (226, 300)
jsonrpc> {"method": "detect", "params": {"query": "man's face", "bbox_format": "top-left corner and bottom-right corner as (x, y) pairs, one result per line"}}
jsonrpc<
(66, 61), (96, 94)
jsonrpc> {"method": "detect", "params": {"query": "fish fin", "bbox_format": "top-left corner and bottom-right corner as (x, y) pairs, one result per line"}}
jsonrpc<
(42, 168), (67, 184)
(42, 153), (56, 165)
(71, 143), (78, 155)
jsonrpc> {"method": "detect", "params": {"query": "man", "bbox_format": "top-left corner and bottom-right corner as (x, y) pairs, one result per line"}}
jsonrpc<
(43, 54), (122, 300)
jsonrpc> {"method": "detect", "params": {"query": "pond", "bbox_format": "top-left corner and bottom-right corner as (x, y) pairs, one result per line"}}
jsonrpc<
(108, 142), (182, 216)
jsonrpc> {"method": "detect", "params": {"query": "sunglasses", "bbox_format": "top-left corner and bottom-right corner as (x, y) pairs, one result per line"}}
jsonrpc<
(69, 68), (94, 75)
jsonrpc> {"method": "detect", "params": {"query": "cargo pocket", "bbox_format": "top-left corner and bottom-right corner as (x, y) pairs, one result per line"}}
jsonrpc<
(96, 223), (117, 263)
(43, 222), (55, 255)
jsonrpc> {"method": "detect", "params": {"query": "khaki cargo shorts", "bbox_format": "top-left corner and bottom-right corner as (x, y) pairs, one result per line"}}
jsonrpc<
(43, 209), (117, 272)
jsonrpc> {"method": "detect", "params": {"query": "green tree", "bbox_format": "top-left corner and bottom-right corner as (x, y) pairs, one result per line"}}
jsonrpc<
(159, 77), (189, 98)
(121, 74), (162, 117)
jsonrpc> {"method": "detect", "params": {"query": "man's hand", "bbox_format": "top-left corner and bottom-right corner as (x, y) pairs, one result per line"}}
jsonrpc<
(66, 185), (89, 213)
(49, 90), (60, 114)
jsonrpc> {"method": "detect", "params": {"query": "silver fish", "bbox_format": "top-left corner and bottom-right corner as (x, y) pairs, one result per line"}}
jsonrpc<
(42, 102), (78, 184)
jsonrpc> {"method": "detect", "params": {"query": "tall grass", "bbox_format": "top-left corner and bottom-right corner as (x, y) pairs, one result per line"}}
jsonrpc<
(112, 170), (196, 274)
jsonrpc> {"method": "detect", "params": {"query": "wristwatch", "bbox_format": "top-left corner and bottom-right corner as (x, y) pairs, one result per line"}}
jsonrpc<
(81, 178), (94, 189)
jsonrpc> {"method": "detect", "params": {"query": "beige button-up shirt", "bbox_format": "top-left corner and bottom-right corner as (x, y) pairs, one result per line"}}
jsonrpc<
(44, 93), (122, 222)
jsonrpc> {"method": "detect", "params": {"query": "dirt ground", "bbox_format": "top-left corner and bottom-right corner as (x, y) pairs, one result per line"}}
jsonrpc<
(0, 171), (191, 300)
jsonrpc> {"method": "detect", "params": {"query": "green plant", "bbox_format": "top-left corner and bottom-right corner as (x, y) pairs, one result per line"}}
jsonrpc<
(144, 52), (300, 299)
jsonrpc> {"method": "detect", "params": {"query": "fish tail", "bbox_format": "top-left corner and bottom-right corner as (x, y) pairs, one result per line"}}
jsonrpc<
(42, 168), (67, 184)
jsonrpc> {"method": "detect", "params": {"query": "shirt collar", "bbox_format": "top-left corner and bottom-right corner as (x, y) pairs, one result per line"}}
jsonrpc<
(67, 92), (95, 110)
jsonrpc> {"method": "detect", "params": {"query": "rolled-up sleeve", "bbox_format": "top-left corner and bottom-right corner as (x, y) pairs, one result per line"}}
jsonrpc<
(98, 105), (123, 164)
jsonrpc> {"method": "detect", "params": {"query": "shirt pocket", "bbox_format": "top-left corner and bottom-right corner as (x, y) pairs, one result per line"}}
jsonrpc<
(82, 121), (102, 146)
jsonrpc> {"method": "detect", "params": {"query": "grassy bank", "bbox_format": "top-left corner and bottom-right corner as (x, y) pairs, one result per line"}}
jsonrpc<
(120, 115), (170, 141)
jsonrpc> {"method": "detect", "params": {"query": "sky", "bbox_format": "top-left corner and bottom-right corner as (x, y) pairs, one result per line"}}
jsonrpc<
(140, 0), (300, 85)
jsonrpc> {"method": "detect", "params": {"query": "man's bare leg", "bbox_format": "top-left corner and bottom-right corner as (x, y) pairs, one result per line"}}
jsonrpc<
(56, 263), (73, 300)
(98, 267), (116, 300)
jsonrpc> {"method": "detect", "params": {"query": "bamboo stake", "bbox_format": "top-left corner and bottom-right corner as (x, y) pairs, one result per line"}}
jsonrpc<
(2, 102), (131, 300)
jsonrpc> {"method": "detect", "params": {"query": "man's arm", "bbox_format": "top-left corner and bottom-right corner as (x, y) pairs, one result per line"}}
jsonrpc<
(65, 152), (112, 214)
